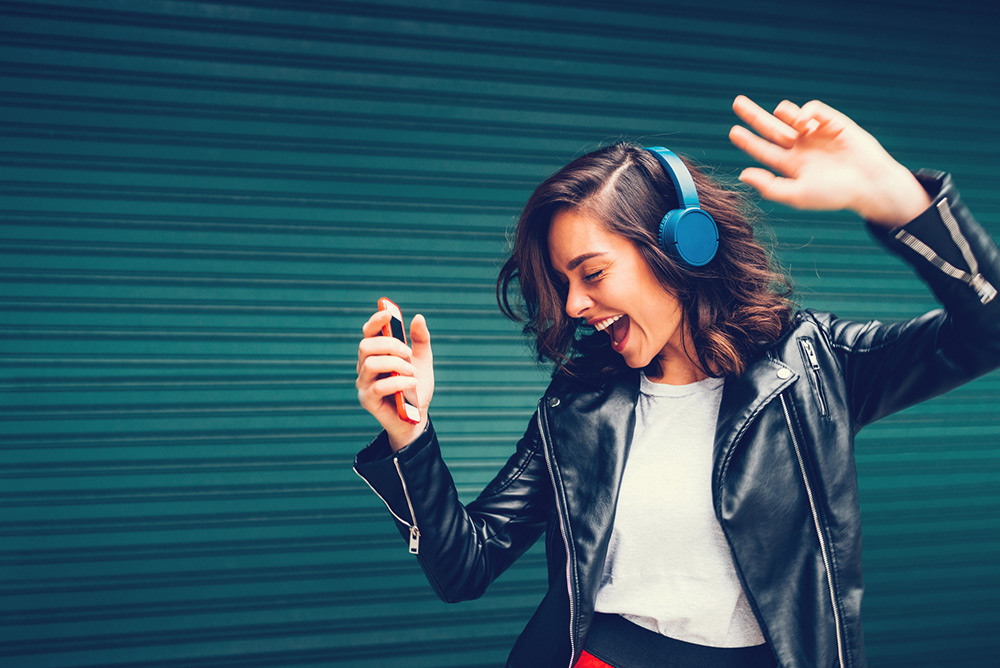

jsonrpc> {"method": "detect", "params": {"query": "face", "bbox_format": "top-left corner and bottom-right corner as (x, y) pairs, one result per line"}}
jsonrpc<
(547, 207), (694, 378)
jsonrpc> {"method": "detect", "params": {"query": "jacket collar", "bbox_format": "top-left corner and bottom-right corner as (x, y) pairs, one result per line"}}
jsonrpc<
(713, 355), (798, 491)
(544, 354), (798, 479)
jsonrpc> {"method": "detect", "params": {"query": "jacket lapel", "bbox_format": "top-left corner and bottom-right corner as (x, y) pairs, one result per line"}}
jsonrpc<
(541, 372), (640, 644)
(713, 356), (798, 492)
(543, 374), (640, 553)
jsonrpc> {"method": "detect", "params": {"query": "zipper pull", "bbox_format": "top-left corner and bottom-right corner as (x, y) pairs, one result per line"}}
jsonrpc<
(802, 338), (821, 370)
(392, 457), (421, 556)
(970, 274), (997, 305)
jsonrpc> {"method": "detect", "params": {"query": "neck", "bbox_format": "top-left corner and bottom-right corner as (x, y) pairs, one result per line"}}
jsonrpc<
(646, 322), (709, 385)
(645, 355), (709, 385)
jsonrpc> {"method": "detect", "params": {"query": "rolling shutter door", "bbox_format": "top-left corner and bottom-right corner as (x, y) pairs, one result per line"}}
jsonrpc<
(1, 1), (998, 666)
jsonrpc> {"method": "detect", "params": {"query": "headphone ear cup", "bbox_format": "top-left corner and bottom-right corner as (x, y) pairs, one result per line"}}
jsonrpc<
(658, 208), (719, 267)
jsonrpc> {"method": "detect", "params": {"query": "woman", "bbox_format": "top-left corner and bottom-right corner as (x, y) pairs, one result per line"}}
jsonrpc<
(354, 96), (1000, 668)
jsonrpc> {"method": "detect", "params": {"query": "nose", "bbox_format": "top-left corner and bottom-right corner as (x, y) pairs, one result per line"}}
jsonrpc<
(564, 281), (593, 319)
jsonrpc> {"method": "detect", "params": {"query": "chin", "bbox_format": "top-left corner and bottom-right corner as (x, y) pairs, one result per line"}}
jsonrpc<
(620, 352), (653, 369)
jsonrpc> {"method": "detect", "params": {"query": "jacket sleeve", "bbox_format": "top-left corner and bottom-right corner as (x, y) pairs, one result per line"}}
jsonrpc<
(814, 170), (1000, 430)
(353, 413), (553, 603)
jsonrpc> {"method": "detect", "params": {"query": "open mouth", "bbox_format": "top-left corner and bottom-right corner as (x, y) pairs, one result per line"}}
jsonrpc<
(593, 314), (622, 332)
(594, 314), (630, 352)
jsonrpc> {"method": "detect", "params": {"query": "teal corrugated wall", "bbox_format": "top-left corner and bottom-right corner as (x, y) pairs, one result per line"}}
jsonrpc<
(1, 1), (998, 666)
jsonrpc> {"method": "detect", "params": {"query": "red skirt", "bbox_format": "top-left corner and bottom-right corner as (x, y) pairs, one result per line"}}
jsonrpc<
(574, 650), (615, 668)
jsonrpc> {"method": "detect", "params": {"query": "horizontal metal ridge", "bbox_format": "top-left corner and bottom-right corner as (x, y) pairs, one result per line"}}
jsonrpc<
(0, 181), (524, 212)
(0, 267), (497, 289)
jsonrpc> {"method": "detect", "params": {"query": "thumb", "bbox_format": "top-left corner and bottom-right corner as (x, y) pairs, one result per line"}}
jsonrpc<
(409, 313), (432, 356)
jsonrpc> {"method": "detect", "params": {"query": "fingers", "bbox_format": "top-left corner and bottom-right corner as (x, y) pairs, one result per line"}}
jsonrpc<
(359, 372), (417, 403)
(357, 351), (416, 380)
(796, 100), (849, 133)
(772, 99), (801, 127)
(355, 338), (417, 412)
(357, 333), (411, 374)
(361, 308), (393, 338)
(772, 99), (820, 133)
(729, 124), (788, 173)
(358, 309), (412, 377)
(738, 168), (804, 209)
(732, 95), (798, 148)
(733, 96), (846, 146)
(356, 308), (432, 442)
(776, 99), (849, 136)
(738, 167), (776, 196)
(356, 373), (418, 418)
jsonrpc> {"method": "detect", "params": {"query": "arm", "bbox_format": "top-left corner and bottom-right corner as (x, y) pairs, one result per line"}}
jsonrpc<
(820, 170), (1000, 427)
(355, 308), (551, 602)
(353, 414), (552, 602)
(730, 96), (1000, 426)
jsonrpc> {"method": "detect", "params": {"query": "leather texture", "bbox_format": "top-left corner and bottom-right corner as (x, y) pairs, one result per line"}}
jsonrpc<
(355, 171), (1000, 668)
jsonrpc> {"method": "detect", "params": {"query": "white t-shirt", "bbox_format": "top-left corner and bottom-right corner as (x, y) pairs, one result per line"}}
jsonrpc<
(593, 373), (765, 648)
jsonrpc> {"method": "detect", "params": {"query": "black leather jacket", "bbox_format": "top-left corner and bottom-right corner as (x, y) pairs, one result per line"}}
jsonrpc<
(355, 172), (1000, 668)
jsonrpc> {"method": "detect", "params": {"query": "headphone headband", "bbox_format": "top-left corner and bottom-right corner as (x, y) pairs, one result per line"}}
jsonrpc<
(644, 147), (701, 209)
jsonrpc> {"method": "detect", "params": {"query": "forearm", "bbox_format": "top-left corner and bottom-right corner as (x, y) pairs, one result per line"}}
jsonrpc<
(839, 171), (1000, 426)
(354, 417), (551, 602)
(869, 170), (999, 319)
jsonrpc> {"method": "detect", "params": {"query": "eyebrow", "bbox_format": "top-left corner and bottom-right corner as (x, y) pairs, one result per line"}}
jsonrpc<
(566, 252), (607, 271)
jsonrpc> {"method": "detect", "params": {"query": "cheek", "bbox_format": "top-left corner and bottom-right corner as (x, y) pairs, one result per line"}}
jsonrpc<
(641, 293), (683, 339)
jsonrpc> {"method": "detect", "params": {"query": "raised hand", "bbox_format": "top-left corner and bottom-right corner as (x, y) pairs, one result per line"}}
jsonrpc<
(357, 309), (435, 451)
(729, 95), (930, 227)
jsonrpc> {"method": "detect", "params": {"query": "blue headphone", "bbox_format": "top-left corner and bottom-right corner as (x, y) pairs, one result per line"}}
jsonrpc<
(643, 147), (719, 267)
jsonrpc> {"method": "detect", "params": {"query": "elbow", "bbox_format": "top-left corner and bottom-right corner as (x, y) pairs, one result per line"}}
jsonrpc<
(419, 554), (492, 604)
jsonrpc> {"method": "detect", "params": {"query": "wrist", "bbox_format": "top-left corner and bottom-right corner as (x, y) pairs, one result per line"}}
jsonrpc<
(388, 418), (428, 452)
(857, 165), (932, 228)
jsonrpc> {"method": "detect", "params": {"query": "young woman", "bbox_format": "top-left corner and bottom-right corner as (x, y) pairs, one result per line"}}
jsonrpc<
(354, 95), (1000, 668)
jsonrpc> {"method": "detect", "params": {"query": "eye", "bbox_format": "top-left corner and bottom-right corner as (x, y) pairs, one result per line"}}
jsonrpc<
(584, 269), (604, 282)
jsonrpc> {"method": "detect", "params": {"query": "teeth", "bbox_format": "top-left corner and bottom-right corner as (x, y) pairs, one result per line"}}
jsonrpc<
(593, 314), (622, 332)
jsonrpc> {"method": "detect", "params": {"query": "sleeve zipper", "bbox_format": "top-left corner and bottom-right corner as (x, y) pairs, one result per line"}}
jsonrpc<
(352, 459), (421, 555)
(893, 198), (997, 305)
(394, 458), (421, 554)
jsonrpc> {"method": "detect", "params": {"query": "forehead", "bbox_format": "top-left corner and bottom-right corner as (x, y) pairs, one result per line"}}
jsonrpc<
(547, 208), (626, 270)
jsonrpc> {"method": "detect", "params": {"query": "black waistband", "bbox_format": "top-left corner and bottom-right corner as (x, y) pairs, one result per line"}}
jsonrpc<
(584, 613), (776, 668)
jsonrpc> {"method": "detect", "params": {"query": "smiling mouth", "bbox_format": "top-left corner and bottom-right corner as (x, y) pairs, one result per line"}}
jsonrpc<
(593, 314), (623, 332)
(593, 314), (630, 351)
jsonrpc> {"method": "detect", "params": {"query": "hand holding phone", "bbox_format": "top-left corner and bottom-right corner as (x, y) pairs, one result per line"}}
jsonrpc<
(376, 298), (421, 424)
(357, 299), (433, 449)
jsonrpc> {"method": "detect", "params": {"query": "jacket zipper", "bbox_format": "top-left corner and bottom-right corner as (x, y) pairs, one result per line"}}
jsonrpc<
(780, 393), (845, 668)
(537, 403), (577, 668)
(352, 459), (421, 555)
(798, 338), (829, 417)
(893, 198), (997, 304)
(394, 458), (421, 554)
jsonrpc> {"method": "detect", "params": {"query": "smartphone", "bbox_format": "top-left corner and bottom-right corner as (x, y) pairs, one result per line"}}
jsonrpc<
(377, 297), (421, 424)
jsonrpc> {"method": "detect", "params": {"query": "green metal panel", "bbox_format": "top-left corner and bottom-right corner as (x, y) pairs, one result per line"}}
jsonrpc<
(1, 1), (997, 666)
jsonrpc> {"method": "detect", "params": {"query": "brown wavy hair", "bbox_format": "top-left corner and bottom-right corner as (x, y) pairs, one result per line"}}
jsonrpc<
(496, 142), (794, 380)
